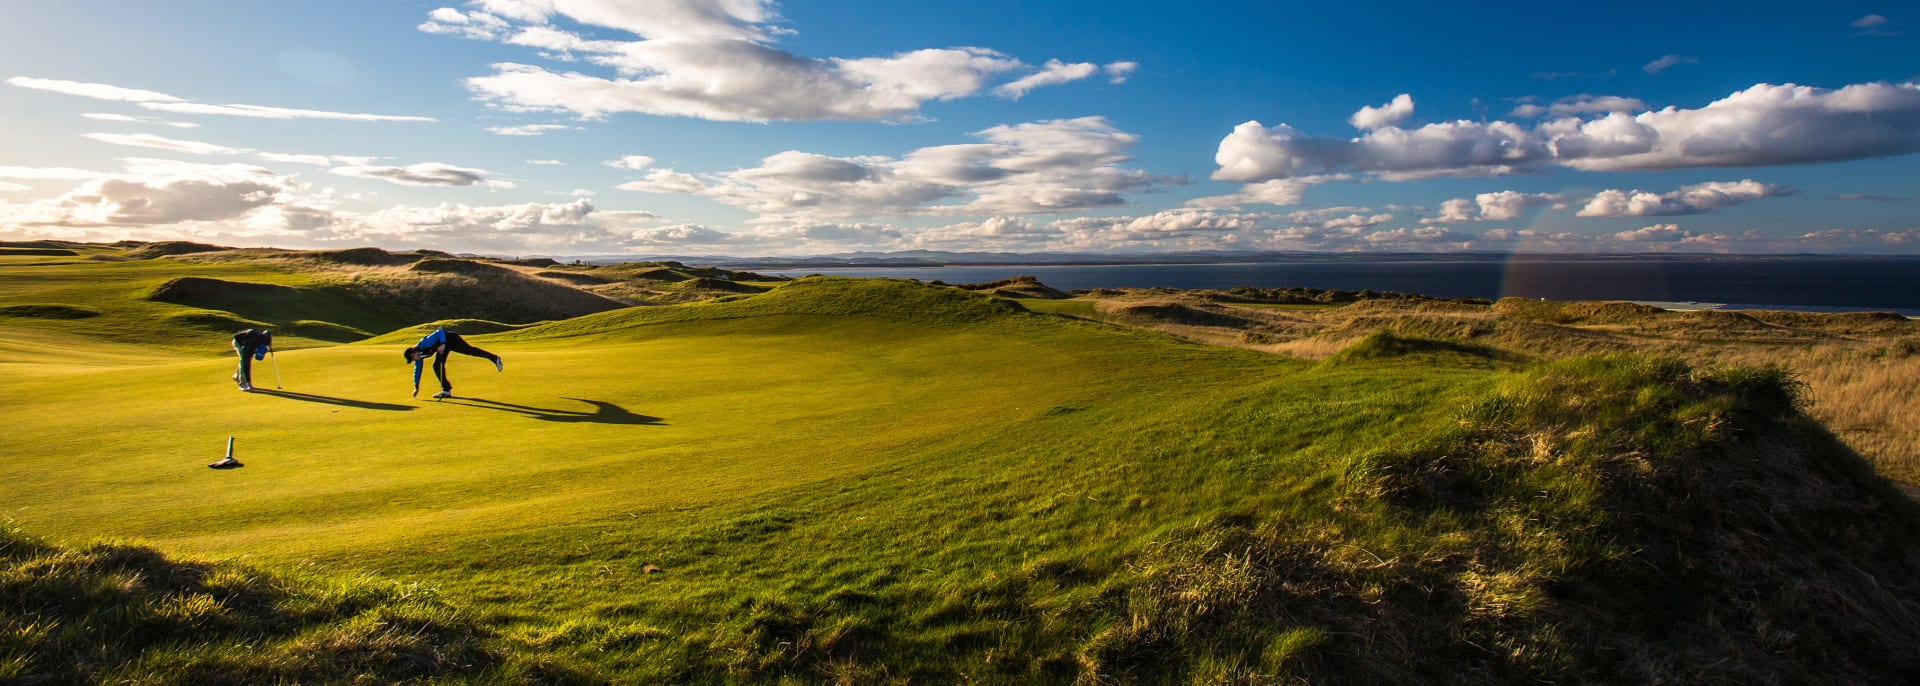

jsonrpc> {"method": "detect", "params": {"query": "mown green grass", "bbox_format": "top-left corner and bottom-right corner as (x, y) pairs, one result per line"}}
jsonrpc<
(5, 255), (1919, 683)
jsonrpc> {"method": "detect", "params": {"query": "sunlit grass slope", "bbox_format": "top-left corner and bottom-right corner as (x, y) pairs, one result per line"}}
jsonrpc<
(6, 270), (1920, 683)
(0, 243), (627, 354)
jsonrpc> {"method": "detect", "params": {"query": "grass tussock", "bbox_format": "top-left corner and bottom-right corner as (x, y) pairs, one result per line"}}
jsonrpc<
(1070, 357), (1920, 684)
(1324, 330), (1511, 368)
(0, 524), (585, 685)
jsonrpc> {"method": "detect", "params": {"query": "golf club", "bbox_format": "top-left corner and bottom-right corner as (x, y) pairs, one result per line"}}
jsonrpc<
(210, 436), (241, 469)
(270, 347), (282, 389)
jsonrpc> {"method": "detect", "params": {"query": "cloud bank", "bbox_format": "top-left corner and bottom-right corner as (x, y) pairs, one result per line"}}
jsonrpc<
(617, 116), (1163, 220)
(421, 0), (1130, 122)
(1577, 180), (1795, 217)
(1212, 81), (1920, 191)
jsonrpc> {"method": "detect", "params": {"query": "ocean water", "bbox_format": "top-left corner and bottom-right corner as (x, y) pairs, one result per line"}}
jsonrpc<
(760, 258), (1920, 315)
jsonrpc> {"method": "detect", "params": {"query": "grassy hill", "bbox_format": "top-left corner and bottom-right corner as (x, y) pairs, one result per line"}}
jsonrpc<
(4, 247), (1920, 683)
(1048, 285), (1920, 485)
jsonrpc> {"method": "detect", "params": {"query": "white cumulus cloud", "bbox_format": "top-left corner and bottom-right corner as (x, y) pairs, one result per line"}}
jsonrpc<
(618, 116), (1162, 221)
(1349, 93), (1414, 130)
(605, 155), (656, 171)
(1420, 191), (1565, 224)
(0, 158), (313, 231)
(423, 1), (1125, 123)
(1211, 81), (1920, 184)
(1577, 179), (1795, 217)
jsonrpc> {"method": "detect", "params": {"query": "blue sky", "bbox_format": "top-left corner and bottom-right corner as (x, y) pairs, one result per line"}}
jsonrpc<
(1, 0), (1915, 256)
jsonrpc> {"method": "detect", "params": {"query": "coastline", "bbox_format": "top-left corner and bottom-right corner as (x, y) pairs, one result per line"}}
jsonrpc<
(754, 258), (1920, 317)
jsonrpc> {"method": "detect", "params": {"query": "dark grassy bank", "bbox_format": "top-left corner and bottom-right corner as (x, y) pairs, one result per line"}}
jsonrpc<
(0, 525), (588, 684)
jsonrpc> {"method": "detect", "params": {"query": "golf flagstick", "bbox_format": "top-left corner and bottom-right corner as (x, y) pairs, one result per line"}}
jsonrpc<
(270, 348), (281, 389)
(211, 436), (241, 469)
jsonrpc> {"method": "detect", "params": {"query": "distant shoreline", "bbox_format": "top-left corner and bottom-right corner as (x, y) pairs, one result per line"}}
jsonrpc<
(700, 252), (1920, 271)
(748, 257), (1920, 316)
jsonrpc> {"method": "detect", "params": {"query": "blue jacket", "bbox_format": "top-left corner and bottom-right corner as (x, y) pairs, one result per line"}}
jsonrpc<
(411, 329), (449, 387)
(232, 329), (271, 360)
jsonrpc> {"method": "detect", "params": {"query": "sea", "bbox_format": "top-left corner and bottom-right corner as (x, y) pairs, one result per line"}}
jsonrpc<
(759, 257), (1920, 316)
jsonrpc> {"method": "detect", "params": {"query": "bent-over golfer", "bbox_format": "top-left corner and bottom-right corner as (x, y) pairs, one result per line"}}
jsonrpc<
(231, 328), (272, 392)
(404, 328), (502, 399)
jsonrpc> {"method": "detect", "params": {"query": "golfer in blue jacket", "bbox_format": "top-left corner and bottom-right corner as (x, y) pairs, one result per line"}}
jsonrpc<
(231, 328), (272, 392)
(403, 328), (502, 399)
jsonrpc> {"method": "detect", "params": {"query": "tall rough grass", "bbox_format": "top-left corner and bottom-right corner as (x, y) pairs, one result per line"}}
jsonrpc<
(1071, 356), (1920, 684)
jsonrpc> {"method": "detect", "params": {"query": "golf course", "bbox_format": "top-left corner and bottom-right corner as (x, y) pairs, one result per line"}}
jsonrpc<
(6, 241), (1920, 684)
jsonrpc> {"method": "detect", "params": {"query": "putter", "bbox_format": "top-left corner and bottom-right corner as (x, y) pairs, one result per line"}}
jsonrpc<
(270, 348), (282, 389)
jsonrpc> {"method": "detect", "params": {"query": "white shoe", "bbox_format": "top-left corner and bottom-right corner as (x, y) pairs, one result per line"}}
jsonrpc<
(239, 384), (253, 392)
(494, 357), (503, 372)
(432, 390), (452, 399)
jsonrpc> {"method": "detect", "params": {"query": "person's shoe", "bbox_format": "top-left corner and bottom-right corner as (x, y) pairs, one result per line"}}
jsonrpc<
(432, 390), (452, 399)
(495, 357), (504, 372)
(239, 384), (253, 392)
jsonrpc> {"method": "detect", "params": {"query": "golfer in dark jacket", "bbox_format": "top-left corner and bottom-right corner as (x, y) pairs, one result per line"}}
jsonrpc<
(231, 328), (272, 392)
(404, 328), (502, 399)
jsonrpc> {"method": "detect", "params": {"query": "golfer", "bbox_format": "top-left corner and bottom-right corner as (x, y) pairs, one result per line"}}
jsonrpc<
(230, 328), (272, 392)
(404, 328), (502, 399)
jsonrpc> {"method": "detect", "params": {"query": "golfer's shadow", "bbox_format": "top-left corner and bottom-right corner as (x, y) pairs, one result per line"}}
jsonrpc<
(448, 397), (664, 425)
(253, 389), (414, 411)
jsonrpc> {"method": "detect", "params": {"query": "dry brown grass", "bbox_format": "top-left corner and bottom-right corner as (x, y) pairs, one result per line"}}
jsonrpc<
(1695, 344), (1920, 484)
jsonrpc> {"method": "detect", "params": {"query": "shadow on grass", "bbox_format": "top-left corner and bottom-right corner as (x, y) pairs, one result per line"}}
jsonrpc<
(445, 397), (665, 425)
(252, 389), (414, 411)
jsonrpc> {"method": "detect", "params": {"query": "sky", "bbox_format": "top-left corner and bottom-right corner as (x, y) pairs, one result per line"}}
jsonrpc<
(0, 0), (1916, 257)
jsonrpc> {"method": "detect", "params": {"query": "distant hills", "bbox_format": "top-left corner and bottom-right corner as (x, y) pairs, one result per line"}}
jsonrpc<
(544, 249), (1914, 270)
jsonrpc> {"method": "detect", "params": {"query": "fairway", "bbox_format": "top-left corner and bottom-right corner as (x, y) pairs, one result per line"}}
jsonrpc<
(0, 307), (1170, 564)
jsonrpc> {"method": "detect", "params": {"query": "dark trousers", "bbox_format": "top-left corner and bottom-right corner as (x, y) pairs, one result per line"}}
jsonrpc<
(233, 344), (264, 386)
(431, 332), (498, 392)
